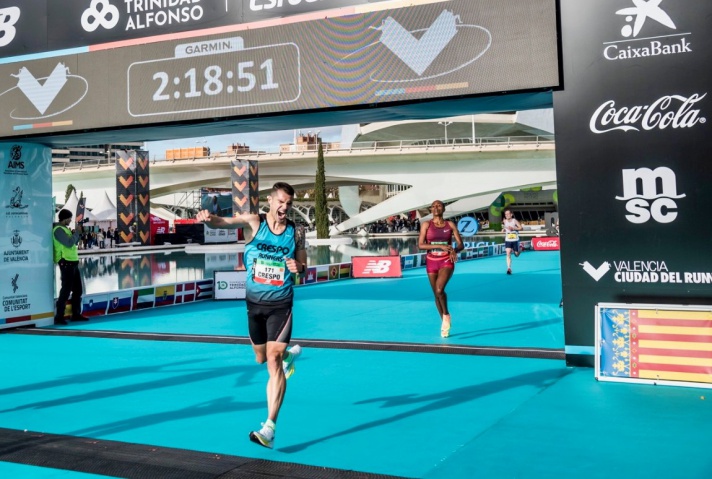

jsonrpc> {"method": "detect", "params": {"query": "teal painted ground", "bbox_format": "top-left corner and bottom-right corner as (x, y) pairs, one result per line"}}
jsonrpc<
(2, 252), (711, 478)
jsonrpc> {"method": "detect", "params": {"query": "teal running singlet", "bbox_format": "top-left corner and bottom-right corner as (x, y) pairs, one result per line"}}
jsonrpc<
(245, 214), (298, 304)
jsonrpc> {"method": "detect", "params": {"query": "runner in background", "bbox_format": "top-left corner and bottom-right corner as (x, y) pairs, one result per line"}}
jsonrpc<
(502, 208), (522, 274)
(418, 200), (464, 338)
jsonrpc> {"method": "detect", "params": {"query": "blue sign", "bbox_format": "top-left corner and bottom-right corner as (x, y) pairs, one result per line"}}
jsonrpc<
(457, 217), (479, 236)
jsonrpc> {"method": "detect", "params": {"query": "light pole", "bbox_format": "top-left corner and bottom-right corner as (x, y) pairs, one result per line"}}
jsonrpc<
(438, 121), (453, 144)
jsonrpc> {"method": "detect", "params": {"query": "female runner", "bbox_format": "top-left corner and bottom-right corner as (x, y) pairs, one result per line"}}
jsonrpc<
(418, 200), (464, 338)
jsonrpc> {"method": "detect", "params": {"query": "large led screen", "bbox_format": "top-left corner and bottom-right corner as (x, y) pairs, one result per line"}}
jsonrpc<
(0, 0), (559, 139)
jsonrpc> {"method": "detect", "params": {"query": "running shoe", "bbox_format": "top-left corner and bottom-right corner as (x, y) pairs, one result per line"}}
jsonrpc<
(507, 268), (512, 275)
(283, 344), (302, 379)
(441, 314), (451, 338)
(249, 424), (274, 449)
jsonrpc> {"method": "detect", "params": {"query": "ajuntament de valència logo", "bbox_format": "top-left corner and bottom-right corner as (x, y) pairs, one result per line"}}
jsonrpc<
(581, 258), (712, 284)
(604, 0), (691, 61)
(590, 93), (706, 134)
(615, 166), (685, 224)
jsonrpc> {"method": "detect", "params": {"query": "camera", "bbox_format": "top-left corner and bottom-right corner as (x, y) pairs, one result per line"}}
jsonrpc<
(79, 218), (90, 224)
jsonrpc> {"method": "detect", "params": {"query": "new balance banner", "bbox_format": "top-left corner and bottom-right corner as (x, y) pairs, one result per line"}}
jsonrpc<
(554, 0), (712, 366)
(352, 256), (402, 278)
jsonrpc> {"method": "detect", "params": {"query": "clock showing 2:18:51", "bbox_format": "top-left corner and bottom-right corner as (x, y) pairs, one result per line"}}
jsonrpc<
(127, 42), (301, 118)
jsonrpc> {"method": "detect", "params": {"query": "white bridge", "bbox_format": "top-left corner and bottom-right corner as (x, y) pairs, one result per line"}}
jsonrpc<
(52, 136), (555, 231)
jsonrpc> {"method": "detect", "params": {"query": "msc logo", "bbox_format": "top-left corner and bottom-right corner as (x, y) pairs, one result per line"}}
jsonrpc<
(0, 6), (20, 48)
(362, 260), (392, 274)
(615, 167), (685, 224)
(82, 0), (120, 32)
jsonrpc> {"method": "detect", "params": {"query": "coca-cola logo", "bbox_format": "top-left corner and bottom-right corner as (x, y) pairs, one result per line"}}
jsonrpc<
(532, 237), (560, 251)
(590, 94), (706, 134)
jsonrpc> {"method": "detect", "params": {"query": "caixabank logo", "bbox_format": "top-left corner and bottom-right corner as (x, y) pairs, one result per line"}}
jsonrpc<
(603, 0), (692, 61)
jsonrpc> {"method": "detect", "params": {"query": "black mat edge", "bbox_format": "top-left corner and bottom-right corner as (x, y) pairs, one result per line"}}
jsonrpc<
(8, 328), (565, 360)
(0, 427), (412, 479)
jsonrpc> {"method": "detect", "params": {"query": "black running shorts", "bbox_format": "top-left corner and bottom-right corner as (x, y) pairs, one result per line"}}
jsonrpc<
(247, 300), (293, 345)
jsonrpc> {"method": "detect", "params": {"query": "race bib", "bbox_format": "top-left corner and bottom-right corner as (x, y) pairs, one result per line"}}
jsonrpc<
(429, 241), (449, 256)
(506, 233), (519, 241)
(253, 258), (287, 286)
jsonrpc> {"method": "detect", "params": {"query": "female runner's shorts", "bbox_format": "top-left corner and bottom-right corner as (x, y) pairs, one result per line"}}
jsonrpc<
(426, 254), (454, 274)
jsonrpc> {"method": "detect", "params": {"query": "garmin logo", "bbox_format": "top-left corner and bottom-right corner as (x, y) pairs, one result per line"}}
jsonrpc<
(604, 0), (692, 62)
(249, 0), (321, 12)
(590, 94), (706, 134)
(615, 167), (685, 224)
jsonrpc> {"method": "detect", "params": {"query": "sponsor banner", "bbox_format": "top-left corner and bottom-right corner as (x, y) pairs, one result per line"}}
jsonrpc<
(82, 293), (109, 317)
(154, 284), (175, 307)
(231, 159), (259, 216)
(2, 1), (395, 59)
(352, 256), (402, 279)
(203, 227), (239, 244)
(133, 287), (155, 310)
(532, 237), (560, 251)
(554, 0), (712, 366)
(1, 143), (53, 329)
(213, 271), (247, 300)
(195, 279), (214, 300)
(135, 151), (151, 246)
(107, 291), (133, 314)
(0, 0), (559, 140)
(175, 282), (196, 303)
(597, 304), (712, 387)
(115, 150), (136, 245)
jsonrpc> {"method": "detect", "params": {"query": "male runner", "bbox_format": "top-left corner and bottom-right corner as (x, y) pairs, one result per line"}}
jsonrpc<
(502, 208), (522, 274)
(196, 182), (306, 449)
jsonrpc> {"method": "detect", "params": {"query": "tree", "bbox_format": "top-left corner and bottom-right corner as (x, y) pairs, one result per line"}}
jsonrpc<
(314, 138), (330, 239)
(64, 184), (75, 203)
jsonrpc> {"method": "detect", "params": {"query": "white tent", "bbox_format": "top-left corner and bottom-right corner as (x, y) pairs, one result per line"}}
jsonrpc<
(91, 191), (116, 219)
(57, 190), (101, 227)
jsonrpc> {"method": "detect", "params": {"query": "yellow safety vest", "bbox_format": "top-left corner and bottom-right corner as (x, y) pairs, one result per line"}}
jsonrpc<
(52, 225), (79, 263)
